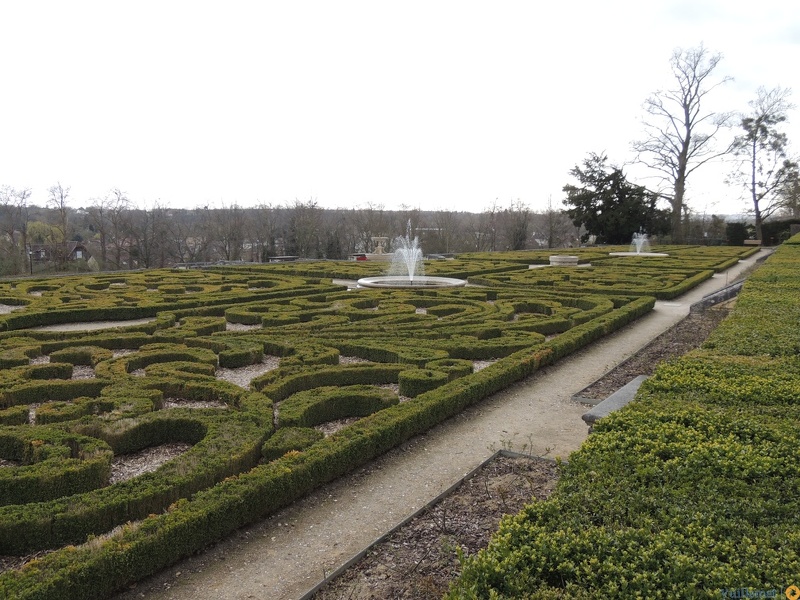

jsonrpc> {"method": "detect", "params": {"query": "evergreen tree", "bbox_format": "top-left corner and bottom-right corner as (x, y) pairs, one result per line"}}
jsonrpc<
(563, 153), (671, 244)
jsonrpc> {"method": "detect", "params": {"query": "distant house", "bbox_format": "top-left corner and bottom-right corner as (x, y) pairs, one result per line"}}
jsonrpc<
(29, 242), (91, 263)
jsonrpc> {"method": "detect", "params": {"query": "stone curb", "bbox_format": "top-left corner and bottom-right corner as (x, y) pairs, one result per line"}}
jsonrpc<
(581, 375), (649, 431)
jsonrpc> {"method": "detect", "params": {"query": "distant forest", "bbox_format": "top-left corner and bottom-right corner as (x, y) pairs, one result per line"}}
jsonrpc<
(1, 192), (735, 277)
(0, 195), (582, 276)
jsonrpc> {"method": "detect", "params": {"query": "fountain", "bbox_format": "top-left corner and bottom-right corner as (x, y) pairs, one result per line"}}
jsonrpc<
(608, 232), (669, 257)
(631, 231), (650, 254)
(356, 223), (466, 288)
(388, 231), (425, 283)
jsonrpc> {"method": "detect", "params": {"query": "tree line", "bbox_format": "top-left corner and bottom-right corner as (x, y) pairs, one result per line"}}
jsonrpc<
(0, 192), (583, 276)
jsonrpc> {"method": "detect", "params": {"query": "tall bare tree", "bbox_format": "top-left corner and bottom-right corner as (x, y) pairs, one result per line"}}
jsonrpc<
(469, 200), (499, 252)
(127, 202), (172, 268)
(498, 199), (531, 250)
(320, 209), (350, 259)
(533, 196), (579, 248)
(392, 204), (421, 245)
(107, 195), (134, 269)
(729, 87), (798, 241)
(420, 210), (453, 254)
(632, 45), (734, 243)
(778, 174), (800, 219)
(285, 199), (321, 257)
(168, 208), (211, 264)
(350, 203), (391, 254)
(210, 202), (246, 261)
(249, 203), (277, 261)
(87, 188), (130, 269)
(47, 182), (71, 268)
(0, 186), (32, 274)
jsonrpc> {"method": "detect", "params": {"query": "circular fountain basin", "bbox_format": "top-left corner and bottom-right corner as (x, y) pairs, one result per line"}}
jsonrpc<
(608, 252), (669, 257)
(549, 255), (579, 266)
(356, 275), (467, 289)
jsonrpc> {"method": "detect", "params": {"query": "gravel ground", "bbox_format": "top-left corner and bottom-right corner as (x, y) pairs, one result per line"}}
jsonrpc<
(311, 454), (559, 600)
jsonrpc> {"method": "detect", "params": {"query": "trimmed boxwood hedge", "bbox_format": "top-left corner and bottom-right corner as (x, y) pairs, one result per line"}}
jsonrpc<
(445, 237), (800, 598)
(261, 427), (324, 461)
(0, 427), (112, 506)
(0, 410), (266, 554)
(277, 385), (398, 428)
(398, 368), (449, 397)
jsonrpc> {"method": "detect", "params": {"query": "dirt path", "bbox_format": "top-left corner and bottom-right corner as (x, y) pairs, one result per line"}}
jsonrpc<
(114, 252), (767, 600)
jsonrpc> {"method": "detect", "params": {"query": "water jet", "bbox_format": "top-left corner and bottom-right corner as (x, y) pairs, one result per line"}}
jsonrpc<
(357, 222), (466, 289)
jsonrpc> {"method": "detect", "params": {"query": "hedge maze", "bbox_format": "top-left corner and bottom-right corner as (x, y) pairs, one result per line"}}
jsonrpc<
(0, 245), (760, 598)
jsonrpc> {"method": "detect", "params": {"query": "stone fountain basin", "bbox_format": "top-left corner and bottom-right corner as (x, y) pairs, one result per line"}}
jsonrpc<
(356, 276), (467, 289)
(608, 252), (669, 257)
(549, 255), (579, 266)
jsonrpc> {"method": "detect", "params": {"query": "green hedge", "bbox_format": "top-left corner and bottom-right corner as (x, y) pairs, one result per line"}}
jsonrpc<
(398, 369), (449, 397)
(277, 385), (398, 428)
(49, 346), (114, 366)
(1, 380), (108, 410)
(254, 364), (407, 400)
(0, 250), (746, 598)
(0, 427), (112, 506)
(261, 427), (324, 461)
(446, 236), (800, 598)
(0, 411), (265, 554)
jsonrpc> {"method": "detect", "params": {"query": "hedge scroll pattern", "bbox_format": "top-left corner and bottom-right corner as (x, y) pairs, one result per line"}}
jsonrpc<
(0, 245), (754, 599)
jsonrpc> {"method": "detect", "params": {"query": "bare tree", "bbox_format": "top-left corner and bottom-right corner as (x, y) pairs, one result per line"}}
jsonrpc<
(498, 199), (531, 250)
(469, 200), (500, 252)
(47, 182), (71, 268)
(248, 203), (277, 261)
(632, 44), (734, 243)
(87, 188), (130, 269)
(350, 203), (391, 254)
(531, 196), (579, 248)
(778, 175), (800, 219)
(285, 199), (321, 257)
(729, 87), (798, 240)
(107, 196), (134, 269)
(0, 186), (32, 274)
(392, 204), (422, 244)
(320, 209), (351, 259)
(212, 202), (246, 261)
(169, 212), (208, 264)
(127, 202), (172, 268)
(425, 209), (460, 254)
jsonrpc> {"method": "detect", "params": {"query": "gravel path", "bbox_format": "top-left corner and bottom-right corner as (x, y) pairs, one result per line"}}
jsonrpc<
(112, 251), (768, 600)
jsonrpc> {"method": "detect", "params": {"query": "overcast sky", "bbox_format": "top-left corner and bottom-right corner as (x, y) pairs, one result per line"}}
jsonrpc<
(1, 1), (798, 216)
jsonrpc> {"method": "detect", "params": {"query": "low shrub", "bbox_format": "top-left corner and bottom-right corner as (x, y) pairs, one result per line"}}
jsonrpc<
(398, 369), (449, 397)
(277, 385), (398, 428)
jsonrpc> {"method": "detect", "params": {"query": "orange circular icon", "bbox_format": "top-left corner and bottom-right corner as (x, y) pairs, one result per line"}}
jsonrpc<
(786, 584), (800, 600)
